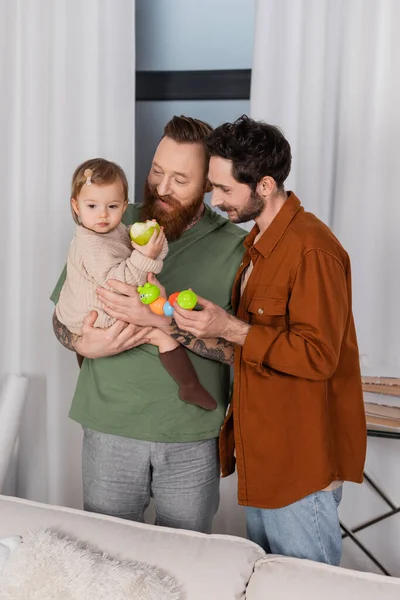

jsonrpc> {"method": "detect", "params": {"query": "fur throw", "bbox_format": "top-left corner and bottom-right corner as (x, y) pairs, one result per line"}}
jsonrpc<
(0, 529), (182, 600)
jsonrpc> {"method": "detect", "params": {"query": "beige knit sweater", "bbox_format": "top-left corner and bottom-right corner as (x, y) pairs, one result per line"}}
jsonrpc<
(56, 224), (168, 333)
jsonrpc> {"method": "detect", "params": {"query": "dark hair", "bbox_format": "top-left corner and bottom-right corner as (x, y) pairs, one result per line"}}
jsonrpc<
(205, 115), (292, 191)
(70, 158), (128, 224)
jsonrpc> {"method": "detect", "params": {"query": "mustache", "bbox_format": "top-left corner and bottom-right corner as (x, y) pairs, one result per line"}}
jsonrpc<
(151, 190), (180, 206)
(142, 179), (205, 241)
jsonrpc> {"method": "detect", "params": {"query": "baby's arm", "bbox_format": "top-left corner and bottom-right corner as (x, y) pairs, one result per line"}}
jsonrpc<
(80, 238), (165, 287)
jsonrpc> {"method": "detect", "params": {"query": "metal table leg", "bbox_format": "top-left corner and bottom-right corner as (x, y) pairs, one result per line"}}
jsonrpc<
(340, 468), (400, 576)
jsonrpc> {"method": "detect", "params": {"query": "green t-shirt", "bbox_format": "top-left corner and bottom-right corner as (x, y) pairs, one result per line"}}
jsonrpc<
(50, 204), (246, 442)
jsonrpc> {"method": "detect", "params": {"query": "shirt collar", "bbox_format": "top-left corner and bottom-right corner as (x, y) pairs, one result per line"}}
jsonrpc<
(244, 192), (302, 258)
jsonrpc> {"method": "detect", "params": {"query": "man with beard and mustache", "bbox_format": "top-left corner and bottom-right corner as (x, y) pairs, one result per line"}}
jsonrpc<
(163, 116), (366, 565)
(50, 115), (247, 533)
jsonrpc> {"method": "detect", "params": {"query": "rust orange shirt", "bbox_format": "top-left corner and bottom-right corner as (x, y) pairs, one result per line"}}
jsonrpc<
(219, 192), (367, 509)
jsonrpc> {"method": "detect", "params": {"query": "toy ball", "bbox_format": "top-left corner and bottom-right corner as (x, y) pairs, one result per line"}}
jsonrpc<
(149, 296), (167, 315)
(137, 282), (160, 305)
(130, 220), (160, 245)
(176, 290), (197, 310)
(162, 300), (174, 317)
(168, 292), (180, 306)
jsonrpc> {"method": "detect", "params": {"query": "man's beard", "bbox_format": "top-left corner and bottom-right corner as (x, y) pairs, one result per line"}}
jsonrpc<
(220, 190), (264, 224)
(141, 181), (205, 241)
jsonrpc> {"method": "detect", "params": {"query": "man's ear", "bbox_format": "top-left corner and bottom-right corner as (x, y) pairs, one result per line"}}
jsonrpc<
(256, 176), (275, 199)
(205, 180), (213, 193)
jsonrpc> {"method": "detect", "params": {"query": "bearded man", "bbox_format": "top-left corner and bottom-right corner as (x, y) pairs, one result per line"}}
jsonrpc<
(51, 116), (246, 533)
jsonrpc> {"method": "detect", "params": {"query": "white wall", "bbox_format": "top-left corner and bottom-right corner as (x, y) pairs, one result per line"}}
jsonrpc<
(136, 0), (255, 71)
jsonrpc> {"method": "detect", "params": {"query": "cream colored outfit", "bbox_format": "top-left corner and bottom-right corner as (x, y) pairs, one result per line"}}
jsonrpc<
(56, 224), (168, 333)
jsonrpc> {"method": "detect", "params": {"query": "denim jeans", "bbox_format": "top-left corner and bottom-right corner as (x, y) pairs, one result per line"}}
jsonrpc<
(245, 487), (343, 566)
(82, 428), (220, 533)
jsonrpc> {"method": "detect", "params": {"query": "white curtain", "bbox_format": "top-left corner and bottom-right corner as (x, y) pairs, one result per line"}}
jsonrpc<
(0, 0), (135, 506)
(251, 0), (400, 377)
(251, 0), (400, 574)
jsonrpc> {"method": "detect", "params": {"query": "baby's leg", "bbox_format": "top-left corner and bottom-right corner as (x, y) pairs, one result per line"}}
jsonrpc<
(147, 328), (217, 411)
(147, 328), (179, 353)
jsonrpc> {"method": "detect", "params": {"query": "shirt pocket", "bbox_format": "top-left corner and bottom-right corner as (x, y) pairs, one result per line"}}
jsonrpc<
(247, 289), (288, 327)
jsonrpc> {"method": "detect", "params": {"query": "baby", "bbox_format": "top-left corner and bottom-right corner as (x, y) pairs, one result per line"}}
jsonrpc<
(56, 158), (216, 411)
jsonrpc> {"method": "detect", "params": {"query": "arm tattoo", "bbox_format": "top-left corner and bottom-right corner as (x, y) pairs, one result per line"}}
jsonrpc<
(52, 310), (79, 351)
(169, 320), (197, 346)
(192, 339), (234, 365)
(170, 319), (234, 365)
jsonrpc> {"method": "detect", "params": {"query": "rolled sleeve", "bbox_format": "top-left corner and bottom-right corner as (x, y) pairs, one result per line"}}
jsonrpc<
(242, 325), (280, 376)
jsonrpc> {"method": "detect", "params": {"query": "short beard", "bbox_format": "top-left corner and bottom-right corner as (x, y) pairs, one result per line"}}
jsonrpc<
(140, 181), (205, 241)
(221, 190), (264, 224)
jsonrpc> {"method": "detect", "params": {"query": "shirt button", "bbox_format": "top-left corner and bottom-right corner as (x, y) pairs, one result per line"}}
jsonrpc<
(258, 308), (264, 315)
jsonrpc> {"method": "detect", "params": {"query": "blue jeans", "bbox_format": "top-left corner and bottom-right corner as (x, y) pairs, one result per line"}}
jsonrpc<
(246, 487), (343, 566)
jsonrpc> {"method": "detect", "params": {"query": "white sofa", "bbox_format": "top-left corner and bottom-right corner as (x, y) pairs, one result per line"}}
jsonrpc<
(0, 494), (399, 599)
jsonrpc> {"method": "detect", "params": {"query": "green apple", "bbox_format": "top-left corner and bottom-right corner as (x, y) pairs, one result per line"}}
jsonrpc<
(129, 220), (160, 245)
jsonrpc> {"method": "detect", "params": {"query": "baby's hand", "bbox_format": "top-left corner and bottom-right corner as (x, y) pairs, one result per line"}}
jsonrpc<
(131, 226), (166, 260)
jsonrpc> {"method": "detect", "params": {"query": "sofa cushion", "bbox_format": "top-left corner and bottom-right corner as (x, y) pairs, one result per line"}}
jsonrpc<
(246, 555), (400, 599)
(0, 496), (265, 600)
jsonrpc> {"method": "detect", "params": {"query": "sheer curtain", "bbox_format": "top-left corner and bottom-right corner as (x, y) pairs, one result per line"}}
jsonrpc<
(0, 0), (135, 506)
(251, 0), (400, 574)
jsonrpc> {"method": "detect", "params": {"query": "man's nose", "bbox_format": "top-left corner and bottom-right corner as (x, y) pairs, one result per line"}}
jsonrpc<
(210, 191), (223, 207)
(157, 176), (171, 197)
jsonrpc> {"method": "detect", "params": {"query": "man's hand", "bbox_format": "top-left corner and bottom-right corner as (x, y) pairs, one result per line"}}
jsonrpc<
(74, 311), (152, 359)
(96, 277), (169, 327)
(174, 295), (231, 339)
(174, 295), (251, 346)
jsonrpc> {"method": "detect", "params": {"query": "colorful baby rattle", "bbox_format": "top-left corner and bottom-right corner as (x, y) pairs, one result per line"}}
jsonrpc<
(137, 283), (198, 316)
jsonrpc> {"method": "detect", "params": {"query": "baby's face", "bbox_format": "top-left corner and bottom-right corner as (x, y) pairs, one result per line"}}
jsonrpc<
(71, 181), (127, 234)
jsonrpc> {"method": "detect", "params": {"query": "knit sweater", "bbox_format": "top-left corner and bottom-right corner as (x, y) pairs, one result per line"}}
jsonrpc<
(56, 224), (168, 333)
